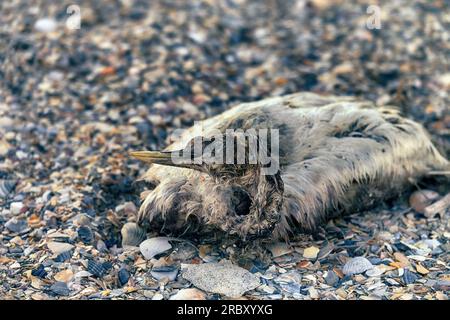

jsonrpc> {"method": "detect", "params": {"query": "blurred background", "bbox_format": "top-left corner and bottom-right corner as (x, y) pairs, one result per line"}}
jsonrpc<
(1, 0), (449, 214)
(1, 0), (449, 217)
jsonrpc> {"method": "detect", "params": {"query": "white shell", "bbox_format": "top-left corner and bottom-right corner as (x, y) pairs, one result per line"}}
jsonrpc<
(139, 237), (172, 259)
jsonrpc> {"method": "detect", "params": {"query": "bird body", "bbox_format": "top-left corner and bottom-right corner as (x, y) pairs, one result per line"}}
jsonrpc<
(131, 92), (449, 240)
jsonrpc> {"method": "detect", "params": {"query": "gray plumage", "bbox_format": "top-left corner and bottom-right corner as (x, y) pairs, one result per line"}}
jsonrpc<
(131, 92), (449, 240)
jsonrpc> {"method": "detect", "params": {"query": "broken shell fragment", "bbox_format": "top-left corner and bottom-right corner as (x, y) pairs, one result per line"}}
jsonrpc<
(343, 257), (374, 276)
(0, 180), (16, 198)
(139, 237), (172, 260)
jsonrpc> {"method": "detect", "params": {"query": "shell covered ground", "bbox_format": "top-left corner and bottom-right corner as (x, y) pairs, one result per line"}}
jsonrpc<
(0, 0), (449, 300)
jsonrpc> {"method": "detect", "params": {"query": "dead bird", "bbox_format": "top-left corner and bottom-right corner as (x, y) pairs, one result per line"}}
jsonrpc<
(130, 92), (449, 240)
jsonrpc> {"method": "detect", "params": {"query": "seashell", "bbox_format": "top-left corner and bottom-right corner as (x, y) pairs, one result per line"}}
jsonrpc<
(317, 242), (334, 260)
(77, 226), (93, 244)
(402, 269), (419, 285)
(409, 190), (440, 213)
(303, 246), (320, 259)
(0, 180), (16, 198)
(50, 281), (70, 296)
(47, 242), (74, 255)
(342, 257), (374, 276)
(118, 268), (130, 287)
(169, 288), (206, 300)
(139, 237), (172, 260)
(31, 264), (47, 278)
(170, 243), (197, 261)
(121, 222), (146, 247)
(324, 270), (339, 286)
(54, 269), (74, 283)
(87, 259), (106, 278)
(151, 265), (179, 281)
(54, 250), (72, 262)
(365, 266), (385, 277)
(5, 217), (28, 233)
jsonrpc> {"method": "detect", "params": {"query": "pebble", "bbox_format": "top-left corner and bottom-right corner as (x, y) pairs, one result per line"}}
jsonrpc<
(73, 214), (91, 227)
(139, 237), (172, 260)
(5, 218), (27, 233)
(343, 257), (374, 276)
(415, 264), (429, 275)
(169, 288), (206, 300)
(182, 260), (260, 298)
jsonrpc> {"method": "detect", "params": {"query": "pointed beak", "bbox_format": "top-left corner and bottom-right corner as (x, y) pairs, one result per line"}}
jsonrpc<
(129, 150), (174, 165)
(129, 150), (208, 173)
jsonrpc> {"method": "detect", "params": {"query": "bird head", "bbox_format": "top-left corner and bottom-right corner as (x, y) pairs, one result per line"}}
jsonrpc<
(130, 131), (284, 240)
